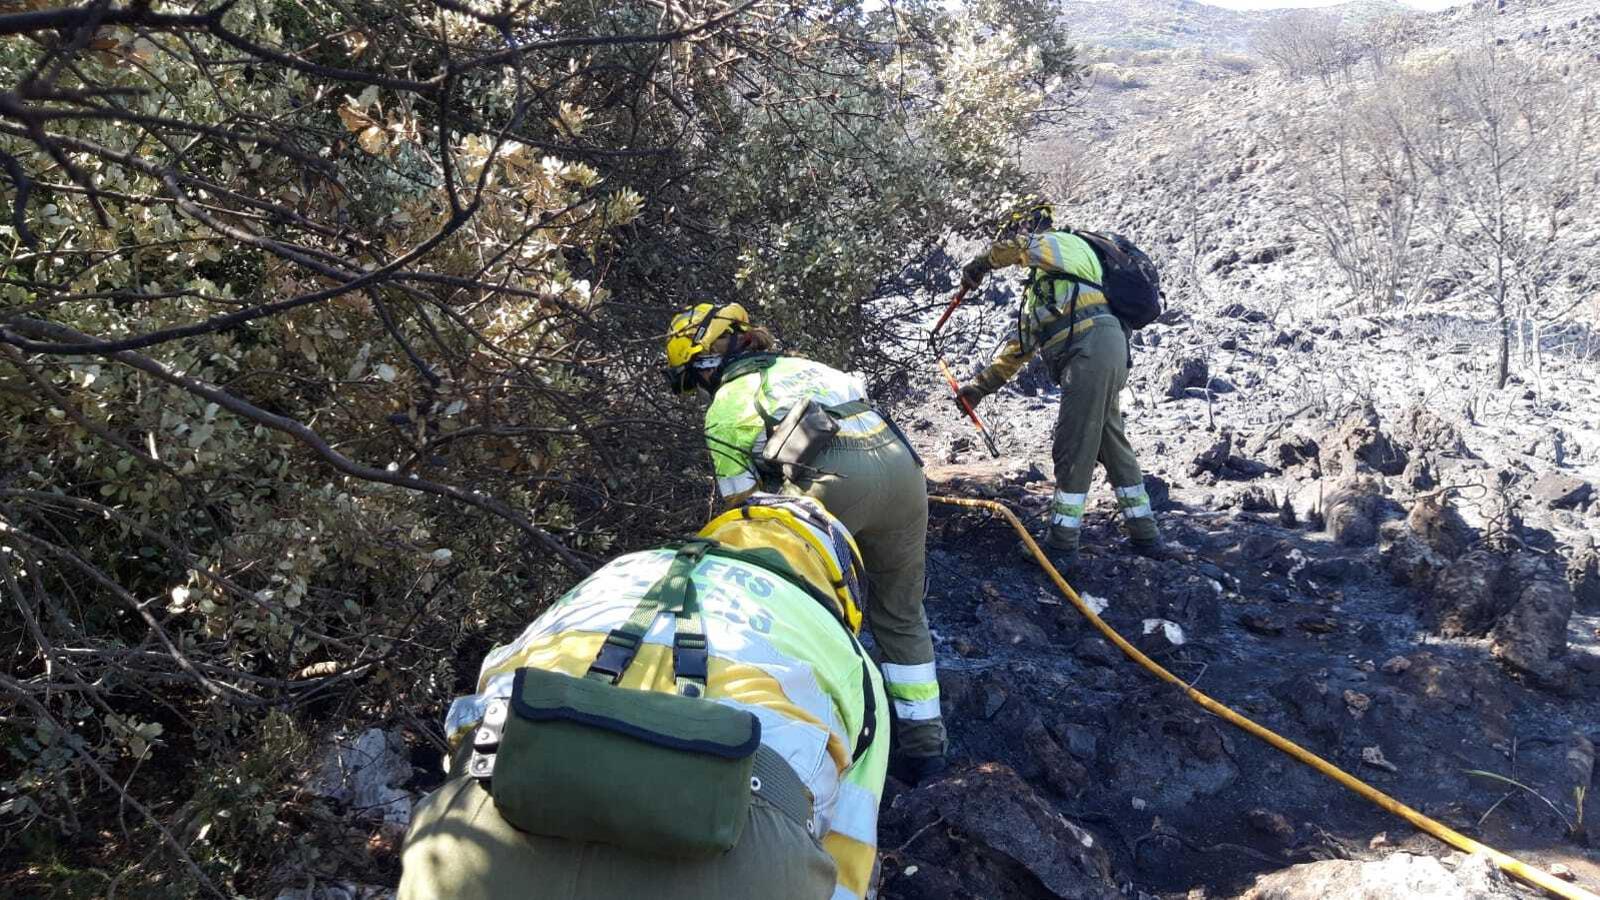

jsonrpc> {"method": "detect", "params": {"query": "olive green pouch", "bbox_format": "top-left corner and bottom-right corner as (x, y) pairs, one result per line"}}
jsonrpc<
(491, 666), (761, 858)
(761, 398), (839, 479)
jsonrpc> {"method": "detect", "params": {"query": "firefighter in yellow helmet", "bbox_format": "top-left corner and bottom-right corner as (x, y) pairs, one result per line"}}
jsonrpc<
(953, 198), (1174, 570)
(664, 302), (947, 783)
(400, 494), (889, 900)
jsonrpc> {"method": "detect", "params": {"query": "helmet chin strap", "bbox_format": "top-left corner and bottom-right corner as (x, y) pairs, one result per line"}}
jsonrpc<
(690, 354), (723, 394)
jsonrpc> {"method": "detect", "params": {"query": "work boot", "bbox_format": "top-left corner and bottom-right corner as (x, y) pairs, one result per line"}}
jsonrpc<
(1129, 537), (1179, 561)
(1018, 526), (1079, 572)
(890, 753), (949, 787)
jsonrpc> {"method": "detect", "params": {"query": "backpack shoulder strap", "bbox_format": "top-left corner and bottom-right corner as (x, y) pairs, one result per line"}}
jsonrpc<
(585, 539), (717, 690)
(719, 352), (779, 385)
(702, 540), (878, 762)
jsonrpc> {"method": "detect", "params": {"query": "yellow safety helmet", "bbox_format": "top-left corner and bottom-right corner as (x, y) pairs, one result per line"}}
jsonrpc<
(663, 301), (749, 394)
(699, 494), (867, 634)
(995, 196), (1054, 241)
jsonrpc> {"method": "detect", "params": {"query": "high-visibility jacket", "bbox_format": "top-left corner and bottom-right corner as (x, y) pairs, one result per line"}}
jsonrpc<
(971, 231), (1120, 395)
(443, 538), (890, 900)
(703, 355), (891, 501)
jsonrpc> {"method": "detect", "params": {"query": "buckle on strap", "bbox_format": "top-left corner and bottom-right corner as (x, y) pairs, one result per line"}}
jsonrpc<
(673, 630), (709, 683)
(586, 629), (644, 683)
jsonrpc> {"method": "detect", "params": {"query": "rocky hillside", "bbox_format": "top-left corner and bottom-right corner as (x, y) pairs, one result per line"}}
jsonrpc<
(1056, 0), (1407, 51)
(869, 0), (1600, 897)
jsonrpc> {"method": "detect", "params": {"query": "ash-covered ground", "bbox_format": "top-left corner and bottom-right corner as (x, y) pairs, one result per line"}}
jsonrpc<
(877, 283), (1600, 899)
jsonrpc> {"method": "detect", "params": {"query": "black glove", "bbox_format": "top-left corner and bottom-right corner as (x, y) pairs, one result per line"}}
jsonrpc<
(954, 383), (986, 412)
(959, 257), (992, 291)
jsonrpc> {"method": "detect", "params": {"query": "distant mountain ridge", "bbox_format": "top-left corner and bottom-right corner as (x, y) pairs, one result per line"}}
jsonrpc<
(1058, 0), (1407, 51)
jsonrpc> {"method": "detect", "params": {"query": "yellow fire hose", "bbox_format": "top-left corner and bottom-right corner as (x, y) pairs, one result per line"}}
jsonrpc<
(929, 494), (1599, 900)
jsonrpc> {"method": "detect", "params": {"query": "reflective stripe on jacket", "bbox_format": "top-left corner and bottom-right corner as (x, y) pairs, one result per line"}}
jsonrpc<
(704, 355), (889, 500)
(973, 231), (1118, 395)
(443, 548), (890, 900)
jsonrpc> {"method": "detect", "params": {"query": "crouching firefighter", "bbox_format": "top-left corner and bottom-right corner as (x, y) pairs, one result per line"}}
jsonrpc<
(951, 198), (1176, 570)
(664, 302), (946, 782)
(399, 495), (889, 900)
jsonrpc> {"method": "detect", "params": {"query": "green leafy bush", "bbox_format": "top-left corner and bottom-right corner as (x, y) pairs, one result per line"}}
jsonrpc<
(1, 0), (1075, 891)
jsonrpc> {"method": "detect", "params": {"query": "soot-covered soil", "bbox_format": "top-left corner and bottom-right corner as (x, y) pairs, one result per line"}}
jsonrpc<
(872, 465), (1598, 898)
(874, 308), (1600, 898)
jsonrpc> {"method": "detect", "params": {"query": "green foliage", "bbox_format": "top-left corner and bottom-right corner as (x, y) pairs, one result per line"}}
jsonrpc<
(0, 0), (1074, 892)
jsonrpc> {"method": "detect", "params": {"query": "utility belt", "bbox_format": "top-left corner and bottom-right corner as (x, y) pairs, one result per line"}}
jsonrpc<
(1042, 313), (1124, 381)
(464, 539), (831, 857)
(760, 397), (923, 480)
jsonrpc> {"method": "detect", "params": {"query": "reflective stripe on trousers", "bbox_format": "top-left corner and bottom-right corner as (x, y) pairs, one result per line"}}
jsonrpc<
(1115, 483), (1153, 519)
(1050, 490), (1086, 529)
(881, 660), (940, 722)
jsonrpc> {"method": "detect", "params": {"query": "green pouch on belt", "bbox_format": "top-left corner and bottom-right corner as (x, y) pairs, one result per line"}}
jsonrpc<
(491, 666), (761, 858)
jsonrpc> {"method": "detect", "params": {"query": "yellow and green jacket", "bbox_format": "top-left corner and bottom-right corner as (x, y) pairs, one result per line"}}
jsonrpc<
(704, 355), (891, 502)
(971, 231), (1121, 395)
(444, 525), (890, 900)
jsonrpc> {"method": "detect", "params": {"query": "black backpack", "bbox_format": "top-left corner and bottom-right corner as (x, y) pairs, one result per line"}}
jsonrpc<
(1063, 230), (1162, 330)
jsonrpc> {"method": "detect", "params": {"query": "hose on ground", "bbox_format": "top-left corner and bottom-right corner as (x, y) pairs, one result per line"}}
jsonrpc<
(929, 494), (1598, 900)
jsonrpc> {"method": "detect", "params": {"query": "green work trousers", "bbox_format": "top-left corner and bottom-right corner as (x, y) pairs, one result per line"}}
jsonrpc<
(1048, 320), (1159, 549)
(399, 774), (835, 900)
(794, 433), (945, 760)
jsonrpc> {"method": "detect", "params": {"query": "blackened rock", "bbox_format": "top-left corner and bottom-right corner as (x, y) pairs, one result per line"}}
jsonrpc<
(1570, 543), (1600, 612)
(1026, 718), (1087, 797)
(1257, 431), (1320, 473)
(1403, 456), (1439, 490)
(1428, 550), (1509, 637)
(1165, 356), (1209, 400)
(1193, 561), (1237, 590)
(1240, 242), (1294, 265)
(1239, 532), (1281, 561)
(1357, 622), (1386, 646)
(1531, 472), (1593, 510)
(1146, 474), (1172, 511)
(1324, 476), (1397, 547)
(1220, 301), (1268, 322)
(888, 763), (1120, 900)
(1013, 462), (1050, 486)
(1380, 520), (1446, 590)
(1402, 653), (1474, 710)
(1230, 485), (1278, 512)
(1075, 636), (1121, 669)
(1134, 830), (1185, 872)
(978, 675), (1010, 720)
(1490, 558), (1575, 687)
(1406, 495), (1475, 561)
(1104, 701), (1238, 807)
(1246, 808), (1296, 845)
(1269, 674), (1344, 743)
(1398, 403), (1471, 458)
(1524, 427), (1568, 466)
(1296, 615), (1338, 634)
(1060, 723), (1099, 761)
(1192, 434), (1233, 477)
(1192, 432), (1271, 481)
(1305, 556), (1355, 583)
(1239, 611), (1285, 636)
(1323, 404), (1408, 477)
(1346, 318), (1381, 340)
(984, 598), (1051, 648)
